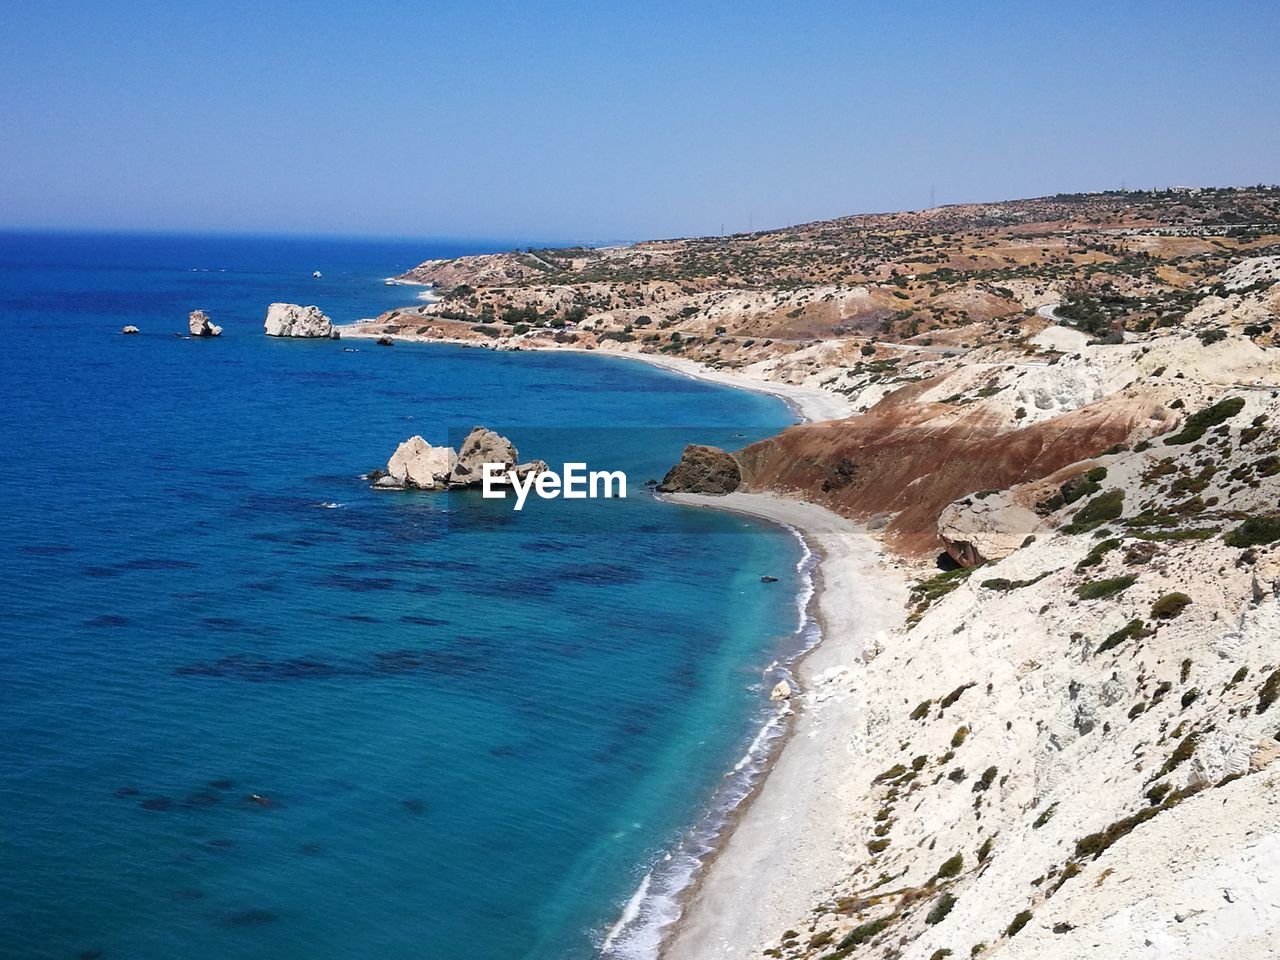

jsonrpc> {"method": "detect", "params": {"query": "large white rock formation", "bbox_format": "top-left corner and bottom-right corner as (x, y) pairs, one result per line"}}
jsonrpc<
(264, 303), (337, 338)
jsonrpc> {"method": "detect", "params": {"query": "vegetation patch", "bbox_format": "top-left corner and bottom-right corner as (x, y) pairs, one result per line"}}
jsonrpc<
(981, 570), (1053, 591)
(1032, 803), (1058, 829)
(1006, 910), (1033, 937)
(1151, 592), (1192, 620)
(1131, 527), (1218, 542)
(1096, 618), (1146, 654)
(1163, 397), (1245, 446)
(911, 568), (975, 611)
(1077, 538), (1121, 570)
(926, 892), (957, 925)
(1224, 515), (1280, 548)
(976, 836), (995, 862)
(1075, 790), (1189, 861)
(1259, 668), (1280, 714)
(1159, 732), (1199, 776)
(1075, 575), (1137, 601)
(934, 853), (964, 880)
(940, 682), (976, 710)
(836, 915), (894, 950)
(1063, 489), (1124, 534)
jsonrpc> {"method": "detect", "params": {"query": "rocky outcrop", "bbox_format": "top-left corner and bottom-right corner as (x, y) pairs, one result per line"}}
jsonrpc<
(380, 436), (457, 491)
(937, 490), (1043, 567)
(374, 427), (543, 491)
(1250, 549), (1280, 601)
(188, 310), (222, 337)
(264, 303), (338, 339)
(449, 427), (519, 488)
(121, 325), (139, 335)
(657, 445), (742, 494)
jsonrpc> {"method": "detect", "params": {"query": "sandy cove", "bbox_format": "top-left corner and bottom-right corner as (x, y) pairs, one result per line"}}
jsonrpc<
(657, 493), (908, 959)
(574, 349), (856, 424)
(338, 321), (903, 955)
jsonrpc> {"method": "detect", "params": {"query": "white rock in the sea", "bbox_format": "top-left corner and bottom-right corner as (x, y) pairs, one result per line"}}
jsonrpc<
(385, 436), (458, 491)
(121, 325), (139, 335)
(188, 310), (222, 337)
(770, 680), (793, 701)
(264, 302), (338, 339)
(449, 426), (520, 488)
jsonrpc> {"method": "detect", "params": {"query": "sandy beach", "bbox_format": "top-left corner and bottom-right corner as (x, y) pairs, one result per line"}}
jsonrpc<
(658, 492), (908, 959)
(579, 349), (855, 424)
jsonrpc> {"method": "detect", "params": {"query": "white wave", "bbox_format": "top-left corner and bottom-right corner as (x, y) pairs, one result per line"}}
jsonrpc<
(598, 536), (820, 959)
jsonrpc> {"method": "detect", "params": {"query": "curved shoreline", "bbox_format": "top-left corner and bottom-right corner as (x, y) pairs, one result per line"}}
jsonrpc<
(334, 324), (855, 424)
(342, 321), (904, 957)
(560, 344), (907, 956)
(650, 494), (907, 959)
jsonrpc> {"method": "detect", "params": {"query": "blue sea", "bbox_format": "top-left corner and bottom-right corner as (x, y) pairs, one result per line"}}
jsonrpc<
(0, 231), (810, 960)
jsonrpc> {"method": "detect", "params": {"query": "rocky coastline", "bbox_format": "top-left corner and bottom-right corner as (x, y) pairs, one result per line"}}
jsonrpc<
(344, 189), (1280, 960)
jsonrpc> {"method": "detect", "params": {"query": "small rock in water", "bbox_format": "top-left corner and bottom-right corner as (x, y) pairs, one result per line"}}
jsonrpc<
(401, 798), (426, 815)
(770, 680), (793, 701)
(376, 336), (394, 346)
(188, 309), (222, 338)
(761, 575), (779, 583)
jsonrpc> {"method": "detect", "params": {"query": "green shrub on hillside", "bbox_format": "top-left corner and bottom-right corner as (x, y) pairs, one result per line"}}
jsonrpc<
(1075, 575), (1137, 600)
(1151, 592), (1192, 620)
(934, 853), (964, 879)
(927, 893), (957, 925)
(1224, 515), (1280, 548)
(1006, 910), (1033, 937)
(1164, 397), (1245, 445)
(1064, 489), (1124, 533)
(837, 916), (893, 949)
(1077, 537), (1121, 570)
(1096, 618), (1145, 653)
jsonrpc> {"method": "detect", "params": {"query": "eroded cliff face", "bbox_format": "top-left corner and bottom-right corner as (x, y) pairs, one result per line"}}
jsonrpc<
(754, 381), (1280, 960)
(736, 384), (1166, 558)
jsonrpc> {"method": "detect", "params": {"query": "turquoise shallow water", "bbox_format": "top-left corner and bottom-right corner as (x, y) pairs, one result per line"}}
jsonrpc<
(0, 232), (805, 960)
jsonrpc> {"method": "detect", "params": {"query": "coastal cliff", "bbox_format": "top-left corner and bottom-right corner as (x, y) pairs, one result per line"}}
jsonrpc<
(354, 188), (1280, 958)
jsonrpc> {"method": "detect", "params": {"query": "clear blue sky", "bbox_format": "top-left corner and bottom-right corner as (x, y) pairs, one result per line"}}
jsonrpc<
(2, 0), (1276, 241)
